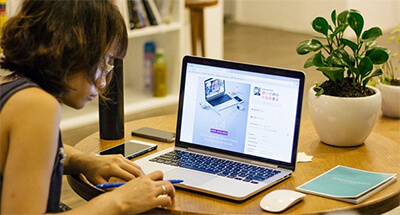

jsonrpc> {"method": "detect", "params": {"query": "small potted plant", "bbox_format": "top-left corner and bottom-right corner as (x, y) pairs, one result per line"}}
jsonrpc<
(376, 23), (400, 118)
(296, 9), (389, 147)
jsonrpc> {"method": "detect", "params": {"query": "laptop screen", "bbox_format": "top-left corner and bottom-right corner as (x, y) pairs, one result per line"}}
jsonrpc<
(204, 78), (225, 100)
(176, 56), (305, 170)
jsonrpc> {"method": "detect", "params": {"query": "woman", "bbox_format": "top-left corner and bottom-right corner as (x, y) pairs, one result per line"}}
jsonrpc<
(0, 0), (175, 214)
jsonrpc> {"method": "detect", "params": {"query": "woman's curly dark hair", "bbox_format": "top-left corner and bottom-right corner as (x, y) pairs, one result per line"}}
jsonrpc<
(0, 0), (127, 97)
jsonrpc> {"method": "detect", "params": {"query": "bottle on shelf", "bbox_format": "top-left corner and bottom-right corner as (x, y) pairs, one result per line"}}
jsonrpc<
(0, 0), (6, 53)
(153, 48), (167, 97)
(143, 41), (156, 92)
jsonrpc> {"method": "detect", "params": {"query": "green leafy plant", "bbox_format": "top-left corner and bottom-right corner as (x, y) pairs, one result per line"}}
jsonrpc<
(296, 9), (390, 96)
(380, 23), (400, 86)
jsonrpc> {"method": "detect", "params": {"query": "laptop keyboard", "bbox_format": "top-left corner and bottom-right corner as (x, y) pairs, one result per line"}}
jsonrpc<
(208, 94), (232, 106)
(149, 150), (281, 184)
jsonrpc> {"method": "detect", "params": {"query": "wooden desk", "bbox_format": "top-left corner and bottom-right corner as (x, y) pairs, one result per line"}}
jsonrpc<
(69, 114), (400, 214)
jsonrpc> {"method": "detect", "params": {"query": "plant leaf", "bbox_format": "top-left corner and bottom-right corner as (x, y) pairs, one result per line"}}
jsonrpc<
(317, 67), (345, 82)
(367, 48), (389, 64)
(331, 49), (351, 67)
(337, 10), (349, 26)
(312, 17), (330, 36)
(348, 12), (364, 37)
(371, 68), (383, 77)
(331, 10), (337, 26)
(312, 51), (325, 67)
(363, 69), (383, 87)
(316, 87), (324, 96)
(364, 40), (378, 50)
(304, 55), (315, 68)
(331, 24), (347, 38)
(348, 54), (356, 67)
(390, 26), (400, 34)
(386, 35), (396, 42)
(340, 38), (358, 52)
(361, 27), (383, 42)
(296, 39), (323, 55)
(359, 57), (373, 78)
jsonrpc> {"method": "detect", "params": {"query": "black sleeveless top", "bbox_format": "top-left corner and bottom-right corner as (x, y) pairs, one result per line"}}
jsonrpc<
(0, 77), (65, 213)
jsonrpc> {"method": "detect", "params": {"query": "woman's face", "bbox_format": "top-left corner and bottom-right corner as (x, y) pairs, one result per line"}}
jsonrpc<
(59, 54), (113, 109)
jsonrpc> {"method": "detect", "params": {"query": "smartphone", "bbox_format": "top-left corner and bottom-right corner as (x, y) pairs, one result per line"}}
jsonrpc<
(131, 127), (175, 143)
(234, 95), (244, 103)
(98, 140), (157, 159)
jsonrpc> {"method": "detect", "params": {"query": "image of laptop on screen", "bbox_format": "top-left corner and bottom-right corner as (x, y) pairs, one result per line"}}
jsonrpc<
(134, 56), (305, 201)
(204, 78), (238, 112)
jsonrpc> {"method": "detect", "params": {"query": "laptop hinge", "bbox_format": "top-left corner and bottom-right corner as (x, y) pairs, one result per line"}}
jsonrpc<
(186, 147), (279, 169)
(249, 160), (278, 169)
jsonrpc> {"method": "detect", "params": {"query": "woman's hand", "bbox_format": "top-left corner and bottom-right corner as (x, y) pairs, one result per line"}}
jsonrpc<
(63, 146), (175, 214)
(109, 170), (176, 214)
(81, 154), (145, 185)
(63, 145), (144, 185)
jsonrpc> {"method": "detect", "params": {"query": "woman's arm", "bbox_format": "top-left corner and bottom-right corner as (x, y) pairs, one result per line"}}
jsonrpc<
(1, 87), (176, 215)
(63, 145), (144, 185)
(1, 88), (61, 214)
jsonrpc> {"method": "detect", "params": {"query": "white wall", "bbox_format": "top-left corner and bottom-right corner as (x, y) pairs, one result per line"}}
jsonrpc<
(233, 0), (400, 34)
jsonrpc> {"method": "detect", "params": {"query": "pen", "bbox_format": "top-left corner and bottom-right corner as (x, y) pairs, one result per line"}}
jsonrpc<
(96, 179), (184, 189)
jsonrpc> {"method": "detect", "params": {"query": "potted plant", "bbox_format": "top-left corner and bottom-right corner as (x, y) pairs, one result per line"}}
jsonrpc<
(296, 9), (389, 147)
(376, 23), (400, 118)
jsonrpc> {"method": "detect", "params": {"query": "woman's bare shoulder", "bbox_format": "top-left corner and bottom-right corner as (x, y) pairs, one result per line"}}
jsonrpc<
(11, 87), (59, 108)
(2, 87), (61, 124)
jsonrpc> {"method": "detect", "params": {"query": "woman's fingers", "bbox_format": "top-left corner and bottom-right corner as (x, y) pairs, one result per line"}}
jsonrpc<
(115, 162), (144, 180)
(154, 180), (175, 199)
(146, 170), (164, 181)
(99, 155), (144, 181)
(156, 194), (174, 207)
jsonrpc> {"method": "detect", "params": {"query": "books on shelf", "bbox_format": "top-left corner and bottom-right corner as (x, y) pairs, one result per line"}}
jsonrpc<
(145, 0), (162, 25)
(127, 0), (141, 29)
(142, 0), (158, 26)
(135, 0), (148, 27)
(127, 0), (173, 29)
(154, 0), (174, 24)
(295, 165), (397, 204)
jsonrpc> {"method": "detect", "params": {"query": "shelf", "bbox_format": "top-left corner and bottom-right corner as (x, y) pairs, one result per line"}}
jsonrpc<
(128, 23), (181, 38)
(60, 90), (178, 131)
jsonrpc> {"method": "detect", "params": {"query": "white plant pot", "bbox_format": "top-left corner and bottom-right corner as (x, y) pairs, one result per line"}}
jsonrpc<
(308, 87), (381, 147)
(376, 83), (400, 118)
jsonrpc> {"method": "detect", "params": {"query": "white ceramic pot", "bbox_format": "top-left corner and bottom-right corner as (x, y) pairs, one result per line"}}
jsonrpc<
(376, 83), (400, 118)
(308, 87), (381, 147)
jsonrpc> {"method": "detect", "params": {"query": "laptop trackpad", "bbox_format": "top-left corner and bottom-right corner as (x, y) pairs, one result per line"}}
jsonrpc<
(164, 169), (215, 186)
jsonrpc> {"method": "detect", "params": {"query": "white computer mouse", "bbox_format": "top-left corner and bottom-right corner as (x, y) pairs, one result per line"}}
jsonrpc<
(260, 189), (305, 213)
(199, 101), (209, 109)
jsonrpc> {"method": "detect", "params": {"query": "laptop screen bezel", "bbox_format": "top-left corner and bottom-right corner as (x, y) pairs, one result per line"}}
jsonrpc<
(175, 56), (305, 171)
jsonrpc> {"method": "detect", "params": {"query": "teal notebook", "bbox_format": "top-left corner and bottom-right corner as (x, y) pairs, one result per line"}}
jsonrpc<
(296, 165), (397, 204)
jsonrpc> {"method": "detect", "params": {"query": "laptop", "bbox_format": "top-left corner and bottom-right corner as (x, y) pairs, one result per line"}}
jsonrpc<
(204, 78), (238, 112)
(135, 56), (305, 201)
